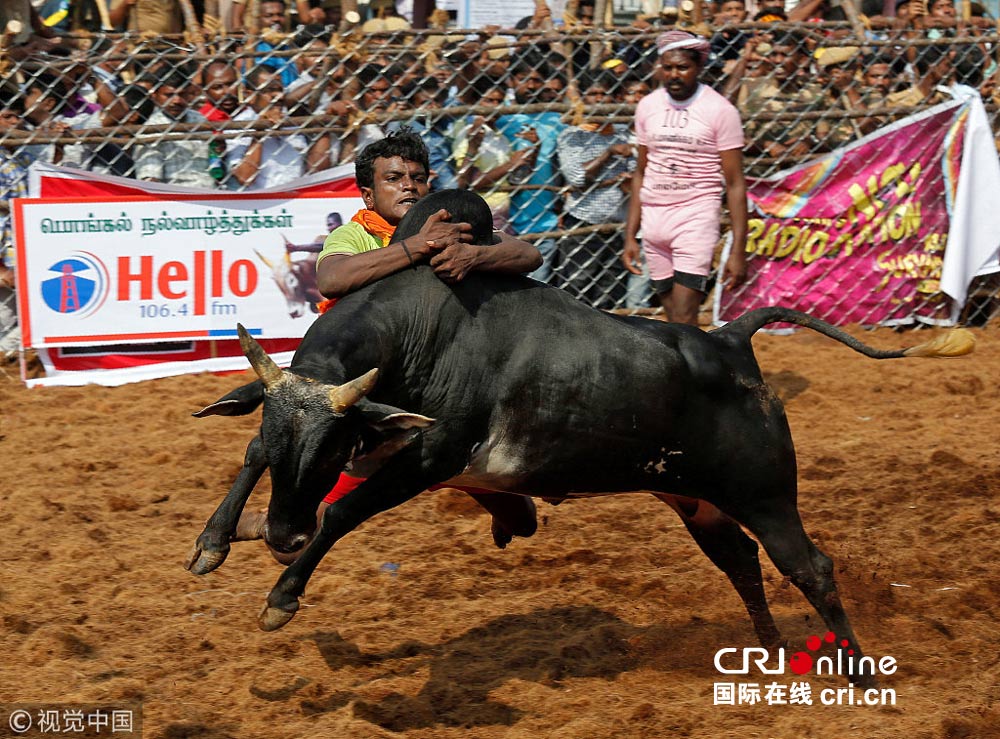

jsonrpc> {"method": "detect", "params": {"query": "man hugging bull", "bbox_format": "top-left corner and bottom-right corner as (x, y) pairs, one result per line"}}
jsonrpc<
(238, 131), (543, 560)
(315, 128), (541, 298)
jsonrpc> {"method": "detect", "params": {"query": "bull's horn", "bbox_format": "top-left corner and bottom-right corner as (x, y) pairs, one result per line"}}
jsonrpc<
(254, 249), (274, 269)
(328, 368), (379, 412)
(237, 324), (284, 388)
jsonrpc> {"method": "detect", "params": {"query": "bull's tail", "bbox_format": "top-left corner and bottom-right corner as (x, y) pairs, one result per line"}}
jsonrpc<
(716, 307), (975, 359)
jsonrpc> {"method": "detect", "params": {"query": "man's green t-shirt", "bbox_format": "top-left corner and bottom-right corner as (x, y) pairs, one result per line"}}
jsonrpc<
(316, 221), (385, 265)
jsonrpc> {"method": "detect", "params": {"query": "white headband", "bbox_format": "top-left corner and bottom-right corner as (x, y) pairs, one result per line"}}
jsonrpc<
(657, 38), (707, 56)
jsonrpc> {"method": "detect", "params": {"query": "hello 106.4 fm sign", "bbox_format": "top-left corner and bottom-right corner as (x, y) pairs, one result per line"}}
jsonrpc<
(14, 193), (356, 350)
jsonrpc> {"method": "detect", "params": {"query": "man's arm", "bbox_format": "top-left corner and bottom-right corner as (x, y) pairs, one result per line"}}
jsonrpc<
(719, 147), (748, 287)
(29, 6), (58, 38)
(230, 139), (265, 186)
(230, 0), (246, 31)
(109, 0), (134, 29)
(622, 145), (646, 275)
(317, 210), (474, 298)
(304, 135), (331, 175)
(317, 245), (415, 297)
(428, 231), (542, 283)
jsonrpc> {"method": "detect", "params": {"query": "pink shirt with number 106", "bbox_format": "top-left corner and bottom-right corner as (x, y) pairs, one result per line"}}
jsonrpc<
(635, 84), (745, 208)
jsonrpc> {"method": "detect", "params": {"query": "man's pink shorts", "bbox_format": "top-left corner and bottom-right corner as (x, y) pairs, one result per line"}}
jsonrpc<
(640, 200), (721, 281)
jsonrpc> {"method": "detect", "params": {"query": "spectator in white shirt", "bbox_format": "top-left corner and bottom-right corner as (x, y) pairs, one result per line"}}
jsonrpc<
(226, 66), (331, 191)
(134, 73), (216, 189)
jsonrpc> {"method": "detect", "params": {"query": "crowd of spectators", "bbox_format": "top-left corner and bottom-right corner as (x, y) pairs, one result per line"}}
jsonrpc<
(2, 0), (1000, 351)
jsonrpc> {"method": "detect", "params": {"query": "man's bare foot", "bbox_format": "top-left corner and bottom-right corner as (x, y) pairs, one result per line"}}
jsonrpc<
(234, 508), (267, 541)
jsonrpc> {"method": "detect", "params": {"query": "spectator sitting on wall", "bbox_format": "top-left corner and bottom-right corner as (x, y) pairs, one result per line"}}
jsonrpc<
(134, 73), (216, 189)
(226, 65), (331, 190)
(815, 46), (880, 149)
(390, 78), (458, 191)
(453, 75), (534, 233)
(20, 70), (73, 166)
(495, 60), (567, 284)
(199, 60), (241, 122)
(62, 85), (155, 178)
(555, 70), (634, 310)
(886, 43), (956, 106)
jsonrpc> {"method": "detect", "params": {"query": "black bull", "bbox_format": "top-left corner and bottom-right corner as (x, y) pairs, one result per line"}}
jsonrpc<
(186, 191), (973, 686)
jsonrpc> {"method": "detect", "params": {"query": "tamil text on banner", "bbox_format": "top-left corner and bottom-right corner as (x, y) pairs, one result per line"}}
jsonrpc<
(715, 86), (1000, 327)
(15, 163), (361, 386)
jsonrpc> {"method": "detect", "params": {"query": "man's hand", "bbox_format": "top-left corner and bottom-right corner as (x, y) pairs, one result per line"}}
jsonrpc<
(515, 126), (540, 145)
(325, 99), (355, 121)
(259, 105), (285, 126)
(466, 116), (489, 153)
(412, 209), (473, 261)
(429, 242), (479, 283)
(622, 236), (643, 276)
(722, 250), (747, 288)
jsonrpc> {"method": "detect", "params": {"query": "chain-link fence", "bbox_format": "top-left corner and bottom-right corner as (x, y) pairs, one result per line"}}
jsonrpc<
(2, 18), (1000, 352)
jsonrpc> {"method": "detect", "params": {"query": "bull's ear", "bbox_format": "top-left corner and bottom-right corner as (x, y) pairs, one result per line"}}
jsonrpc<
(355, 400), (436, 432)
(193, 381), (265, 417)
(345, 402), (435, 476)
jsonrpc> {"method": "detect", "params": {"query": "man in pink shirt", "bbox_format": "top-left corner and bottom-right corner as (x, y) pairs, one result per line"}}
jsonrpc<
(624, 30), (748, 325)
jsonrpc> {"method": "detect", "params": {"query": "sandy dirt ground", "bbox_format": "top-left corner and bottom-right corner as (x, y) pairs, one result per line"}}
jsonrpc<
(1, 323), (999, 739)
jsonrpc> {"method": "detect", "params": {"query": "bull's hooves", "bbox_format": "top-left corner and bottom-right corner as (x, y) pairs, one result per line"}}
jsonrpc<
(490, 519), (513, 549)
(258, 603), (298, 631)
(184, 545), (229, 575)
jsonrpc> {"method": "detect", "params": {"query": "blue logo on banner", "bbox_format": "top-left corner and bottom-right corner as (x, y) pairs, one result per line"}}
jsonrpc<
(41, 252), (109, 316)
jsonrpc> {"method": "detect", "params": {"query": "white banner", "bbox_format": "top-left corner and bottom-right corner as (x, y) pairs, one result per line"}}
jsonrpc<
(14, 163), (361, 386)
(457, 0), (566, 28)
(14, 195), (362, 347)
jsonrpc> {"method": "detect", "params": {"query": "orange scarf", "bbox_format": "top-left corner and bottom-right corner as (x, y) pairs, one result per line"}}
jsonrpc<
(351, 208), (396, 246)
(317, 208), (397, 314)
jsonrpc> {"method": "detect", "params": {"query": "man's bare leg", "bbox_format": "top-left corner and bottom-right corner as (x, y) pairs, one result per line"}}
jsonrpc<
(659, 283), (702, 326)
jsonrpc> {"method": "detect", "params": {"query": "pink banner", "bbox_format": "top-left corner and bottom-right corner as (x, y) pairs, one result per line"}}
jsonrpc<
(718, 103), (970, 326)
